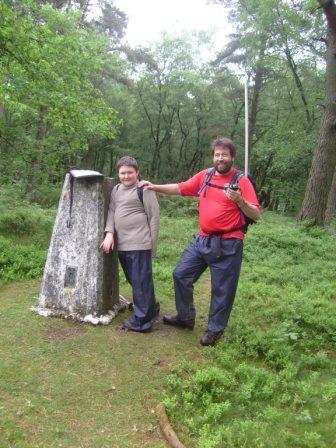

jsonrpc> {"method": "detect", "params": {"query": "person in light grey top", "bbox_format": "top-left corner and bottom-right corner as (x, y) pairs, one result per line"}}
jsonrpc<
(101, 156), (160, 332)
(105, 181), (160, 256)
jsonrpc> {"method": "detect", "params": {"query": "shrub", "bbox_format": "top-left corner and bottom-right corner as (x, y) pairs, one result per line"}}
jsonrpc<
(0, 236), (46, 286)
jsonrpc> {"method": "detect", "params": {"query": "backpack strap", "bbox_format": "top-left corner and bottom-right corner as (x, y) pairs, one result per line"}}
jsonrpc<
(230, 170), (258, 232)
(199, 168), (244, 197)
(137, 175), (144, 204)
(137, 186), (144, 204)
(229, 170), (244, 190)
(198, 167), (216, 197)
(115, 182), (144, 205)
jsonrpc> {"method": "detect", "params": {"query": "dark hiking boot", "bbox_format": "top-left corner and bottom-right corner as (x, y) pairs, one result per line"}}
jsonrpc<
(121, 319), (151, 333)
(200, 330), (223, 346)
(163, 315), (195, 330)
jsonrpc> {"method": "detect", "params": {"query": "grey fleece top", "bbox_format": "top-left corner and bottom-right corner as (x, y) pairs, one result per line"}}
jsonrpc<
(105, 182), (160, 256)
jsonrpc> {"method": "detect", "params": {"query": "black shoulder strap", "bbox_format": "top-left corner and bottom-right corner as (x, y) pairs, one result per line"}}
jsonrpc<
(137, 175), (144, 204)
(137, 186), (144, 204)
(198, 168), (215, 197)
(115, 182), (144, 204)
(230, 170), (257, 231)
(229, 170), (244, 189)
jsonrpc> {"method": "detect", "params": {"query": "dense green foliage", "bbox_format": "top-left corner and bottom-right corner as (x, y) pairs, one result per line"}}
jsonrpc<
(0, 186), (54, 286)
(0, 0), (121, 196)
(0, 236), (46, 283)
(1, 0), (333, 218)
(164, 214), (336, 447)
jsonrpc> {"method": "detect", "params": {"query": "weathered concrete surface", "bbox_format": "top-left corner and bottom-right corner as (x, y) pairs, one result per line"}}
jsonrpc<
(34, 171), (120, 323)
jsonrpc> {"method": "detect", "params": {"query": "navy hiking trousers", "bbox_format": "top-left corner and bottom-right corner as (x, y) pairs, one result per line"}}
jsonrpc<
(173, 235), (243, 333)
(118, 250), (157, 331)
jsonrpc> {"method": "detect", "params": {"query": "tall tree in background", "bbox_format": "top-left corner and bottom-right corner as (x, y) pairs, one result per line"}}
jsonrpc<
(299, 0), (336, 225)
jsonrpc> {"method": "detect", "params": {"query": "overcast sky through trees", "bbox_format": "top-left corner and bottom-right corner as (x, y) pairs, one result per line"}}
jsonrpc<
(113, 0), (231, 60)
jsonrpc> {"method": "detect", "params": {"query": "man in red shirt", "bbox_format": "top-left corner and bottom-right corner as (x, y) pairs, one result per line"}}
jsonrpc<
(140, 138), (261, 346)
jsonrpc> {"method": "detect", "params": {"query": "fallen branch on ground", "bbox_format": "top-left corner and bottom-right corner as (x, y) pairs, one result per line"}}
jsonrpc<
(156, 402), (187, 448)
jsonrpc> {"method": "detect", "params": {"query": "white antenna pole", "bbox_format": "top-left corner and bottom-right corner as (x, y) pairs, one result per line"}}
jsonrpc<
(244, 76), (249, 176)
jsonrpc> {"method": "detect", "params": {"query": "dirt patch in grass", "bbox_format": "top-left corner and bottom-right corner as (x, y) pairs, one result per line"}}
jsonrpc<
(43, 320), (87, 341)
(152, 317), (175, 335)
(152, 358), (170, 369)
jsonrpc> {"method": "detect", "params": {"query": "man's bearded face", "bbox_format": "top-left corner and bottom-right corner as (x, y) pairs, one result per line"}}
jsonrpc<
(213, 147), (234, 174)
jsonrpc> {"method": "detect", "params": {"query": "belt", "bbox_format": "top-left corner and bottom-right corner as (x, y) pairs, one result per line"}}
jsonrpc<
(197, 228), (242, 258)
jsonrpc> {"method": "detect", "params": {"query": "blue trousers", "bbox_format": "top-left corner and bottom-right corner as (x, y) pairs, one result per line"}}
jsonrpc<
(173, 236), (243, 333)
(118, 250), (157, 331)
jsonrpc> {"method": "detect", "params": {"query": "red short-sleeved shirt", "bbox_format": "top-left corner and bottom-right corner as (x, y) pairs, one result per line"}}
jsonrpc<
(178, 168), (261, 240)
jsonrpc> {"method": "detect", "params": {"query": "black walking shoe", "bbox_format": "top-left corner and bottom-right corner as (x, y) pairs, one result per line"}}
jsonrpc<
(121, 319), (151, 333)
(163, 315), (195, 330)
(200, 330), (223, 346)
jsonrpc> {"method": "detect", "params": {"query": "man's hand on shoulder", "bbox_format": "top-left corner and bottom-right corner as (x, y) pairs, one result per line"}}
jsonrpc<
(138, 180), (154, 189)
(138, 181), (180, 195)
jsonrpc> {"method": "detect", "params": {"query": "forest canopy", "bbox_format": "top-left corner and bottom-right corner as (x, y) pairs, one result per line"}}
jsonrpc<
(0, 0), (335, 224)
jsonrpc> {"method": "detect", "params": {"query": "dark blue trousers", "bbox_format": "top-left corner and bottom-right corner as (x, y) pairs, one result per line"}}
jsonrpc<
(118, 250), (157, 331)
(173, 236), (243, 333)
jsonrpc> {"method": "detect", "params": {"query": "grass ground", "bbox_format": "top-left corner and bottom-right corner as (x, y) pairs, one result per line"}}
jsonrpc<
(0, 278), (209, 448)
(1, 200), (336, 447)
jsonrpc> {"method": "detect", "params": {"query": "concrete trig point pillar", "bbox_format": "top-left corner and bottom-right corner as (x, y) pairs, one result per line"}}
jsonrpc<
(32, 170), (123, 324)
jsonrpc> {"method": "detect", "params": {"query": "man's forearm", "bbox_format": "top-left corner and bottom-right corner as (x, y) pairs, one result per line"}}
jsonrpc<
(151, 184), (180, 195)
(238, 200), (261, 222)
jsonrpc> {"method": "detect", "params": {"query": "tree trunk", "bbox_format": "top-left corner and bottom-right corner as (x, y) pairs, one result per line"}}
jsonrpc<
(249, 45), (266, 148)
(298, 1), (336, 225)
(284, 44), (311, 125)
(325, 167), (336, 224)
(230, 101), (244, 140)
